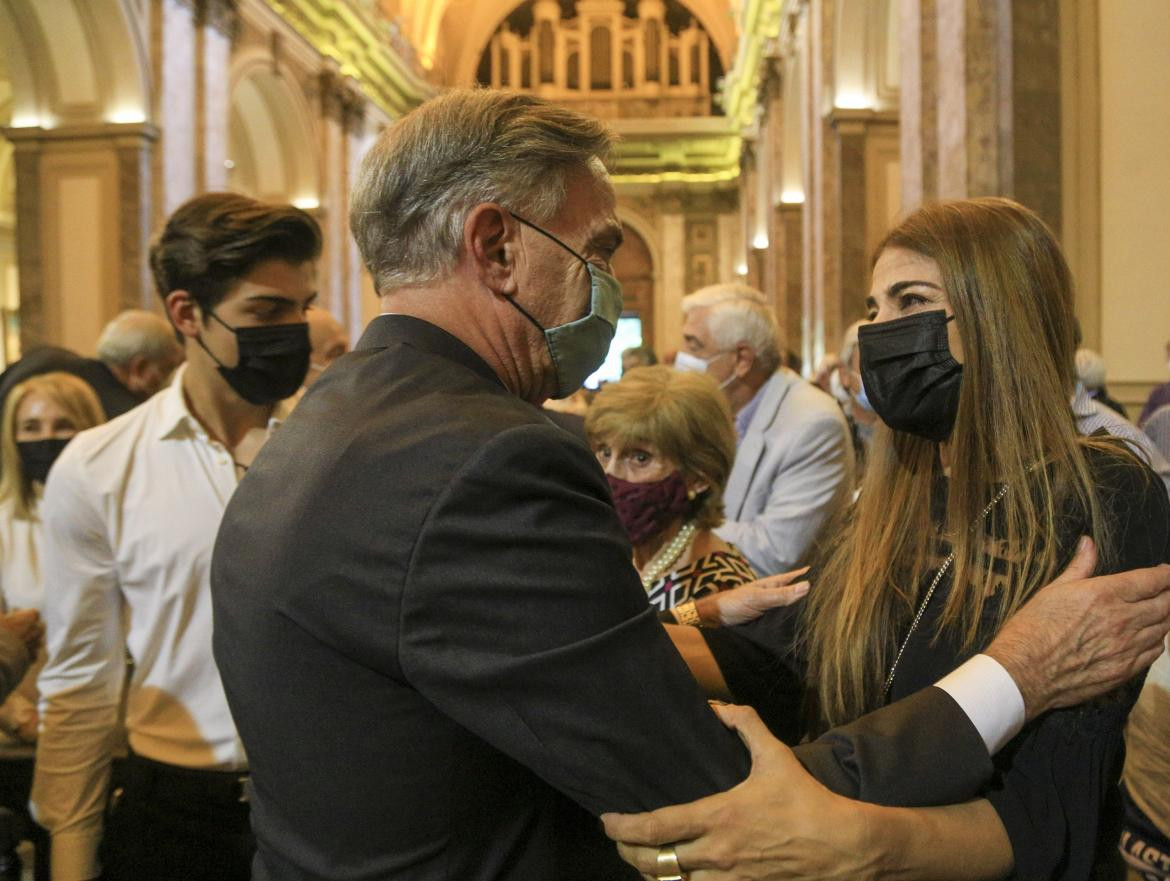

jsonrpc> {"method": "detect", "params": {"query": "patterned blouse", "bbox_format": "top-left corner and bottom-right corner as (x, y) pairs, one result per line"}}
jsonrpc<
(645, 548), (756, 613)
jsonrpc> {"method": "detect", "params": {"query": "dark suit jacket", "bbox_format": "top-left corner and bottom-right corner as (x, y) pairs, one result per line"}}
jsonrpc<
(0, 346), (140, 419)
(211, 316), (992, 881)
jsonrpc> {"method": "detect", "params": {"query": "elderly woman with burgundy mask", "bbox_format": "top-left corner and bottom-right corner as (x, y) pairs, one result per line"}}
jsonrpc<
(587, 366), (785, 624)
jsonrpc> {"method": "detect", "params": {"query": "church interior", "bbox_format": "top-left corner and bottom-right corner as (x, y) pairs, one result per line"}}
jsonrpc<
(0, 0), (1167, 407)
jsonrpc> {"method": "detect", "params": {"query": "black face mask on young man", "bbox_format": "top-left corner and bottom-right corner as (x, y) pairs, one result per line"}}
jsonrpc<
(857, 309), (963, 443)
(18, 437), (71, 484)
(198, 310), (311, 405)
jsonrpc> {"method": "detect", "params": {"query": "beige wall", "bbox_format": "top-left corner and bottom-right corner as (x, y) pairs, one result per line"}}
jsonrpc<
(1098, 0), (1170, 397)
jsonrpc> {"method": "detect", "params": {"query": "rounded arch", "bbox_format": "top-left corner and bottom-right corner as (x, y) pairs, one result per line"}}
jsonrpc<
(614, 206), (660, 350)
(227, 54), (319, 204)
(0, 0), (149, 127)
(616, 205), (661, 278)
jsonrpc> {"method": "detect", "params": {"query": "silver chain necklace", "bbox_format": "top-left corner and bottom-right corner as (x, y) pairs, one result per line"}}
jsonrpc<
(882, 482), (1012, 698)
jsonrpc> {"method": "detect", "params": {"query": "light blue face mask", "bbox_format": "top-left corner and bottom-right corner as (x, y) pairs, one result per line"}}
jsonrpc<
(855, 376), (876, 413)
(507, 214), (623, 398)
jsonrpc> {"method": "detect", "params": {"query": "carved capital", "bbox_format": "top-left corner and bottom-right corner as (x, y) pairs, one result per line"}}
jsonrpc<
(319, 70), (367, 133)
(197, 0), (240, 39)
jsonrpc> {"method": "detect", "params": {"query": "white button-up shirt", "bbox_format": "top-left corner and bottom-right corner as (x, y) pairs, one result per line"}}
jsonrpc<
(32, 366), (282, 881)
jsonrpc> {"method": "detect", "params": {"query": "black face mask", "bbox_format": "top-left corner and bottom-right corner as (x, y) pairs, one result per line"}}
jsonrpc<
(858, 309), (963, 442)
(18, 438), (71, 484)
(199, 311), (311, 405)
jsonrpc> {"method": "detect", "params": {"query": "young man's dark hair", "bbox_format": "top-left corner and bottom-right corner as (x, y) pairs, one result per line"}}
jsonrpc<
(149, 193), (323, 312)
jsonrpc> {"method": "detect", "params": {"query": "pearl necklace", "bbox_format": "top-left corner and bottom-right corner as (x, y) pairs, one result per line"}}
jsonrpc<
(640, 521), (698, 590)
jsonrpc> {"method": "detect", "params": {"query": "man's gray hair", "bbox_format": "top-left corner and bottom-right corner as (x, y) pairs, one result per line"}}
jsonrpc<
(350, 89), (615, 292)
(1075, 348), (1107, 391)
(96, 310), (180, 367)
(681, 283), (782, 374)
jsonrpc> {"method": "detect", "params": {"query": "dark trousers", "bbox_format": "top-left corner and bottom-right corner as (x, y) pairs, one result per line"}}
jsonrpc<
(100, 752), (254, 881)
(0, 757), (49, 881)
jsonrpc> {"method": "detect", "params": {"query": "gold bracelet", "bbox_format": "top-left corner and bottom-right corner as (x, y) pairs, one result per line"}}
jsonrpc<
(674, 600), (702, 627)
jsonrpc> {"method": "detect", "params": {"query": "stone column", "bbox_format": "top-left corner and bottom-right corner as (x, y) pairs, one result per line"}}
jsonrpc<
(340, 98), (368, 338)
(658, 208), (685, 357)
(929, 0), (1062, 233)
(832, 109), (868, 333)
(804, 0), (839, 371)
(776, 203), (804, 360)
(716, 211), (740, 284)
(756, 60), (784, 325)
(318, 70), (364, 320)
(4, 123), (159, 351)
(154, 0), (199, 221)
(739, 144), (761, 291)
(899, 0), (938, 211)
(827, 108), (900, 331)
(196, 0), (238, 192)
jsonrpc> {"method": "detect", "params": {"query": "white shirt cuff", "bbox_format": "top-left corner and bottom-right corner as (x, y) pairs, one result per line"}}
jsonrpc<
(936, 653), (1026, 756)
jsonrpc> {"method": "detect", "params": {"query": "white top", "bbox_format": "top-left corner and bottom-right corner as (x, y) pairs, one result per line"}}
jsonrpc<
(0, 495), (44, 613)
(0, 495), (45, 749)
(32, 366), (282, 881)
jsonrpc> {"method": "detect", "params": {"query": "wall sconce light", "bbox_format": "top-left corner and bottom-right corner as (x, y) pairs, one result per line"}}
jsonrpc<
(107, 108), (146, 125)
(834, 91), (872, 110)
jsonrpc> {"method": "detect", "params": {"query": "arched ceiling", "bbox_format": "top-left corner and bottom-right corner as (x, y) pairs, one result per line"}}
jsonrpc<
(383, 0), (739, 85)
(0, 0), (150, 128)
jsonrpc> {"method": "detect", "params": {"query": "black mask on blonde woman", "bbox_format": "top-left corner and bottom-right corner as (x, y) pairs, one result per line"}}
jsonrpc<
(18, 438), (71, 484)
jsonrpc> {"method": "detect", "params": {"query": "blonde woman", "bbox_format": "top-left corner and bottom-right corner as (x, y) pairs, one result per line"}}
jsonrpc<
(0, 371), (104, 880)
(623, 198), (1170, 879)
(586, 366), (758, 615)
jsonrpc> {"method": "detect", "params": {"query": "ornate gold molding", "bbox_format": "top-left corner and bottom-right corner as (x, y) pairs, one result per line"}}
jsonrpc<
(609, 118), (743, 183)
(719, 0), (786, 131)
(261, 0), (434, 118)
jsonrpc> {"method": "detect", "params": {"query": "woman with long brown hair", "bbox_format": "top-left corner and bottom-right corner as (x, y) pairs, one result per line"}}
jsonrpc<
(666, 197), (1170, 878)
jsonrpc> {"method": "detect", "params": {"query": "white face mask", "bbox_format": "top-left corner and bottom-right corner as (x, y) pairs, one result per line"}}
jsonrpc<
(673, 351), (710, 373)
(674, 350), (735, 389)
(828, 370), (851, 404)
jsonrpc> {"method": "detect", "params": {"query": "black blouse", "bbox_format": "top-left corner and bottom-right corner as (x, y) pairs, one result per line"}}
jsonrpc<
(702, 446), (1170, 880)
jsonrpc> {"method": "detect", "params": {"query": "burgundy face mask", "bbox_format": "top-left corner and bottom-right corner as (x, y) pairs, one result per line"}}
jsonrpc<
(607, 471), (692, 546)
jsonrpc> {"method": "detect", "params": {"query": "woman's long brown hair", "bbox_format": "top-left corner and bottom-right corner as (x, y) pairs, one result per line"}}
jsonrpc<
(805, 198), (1127, 726)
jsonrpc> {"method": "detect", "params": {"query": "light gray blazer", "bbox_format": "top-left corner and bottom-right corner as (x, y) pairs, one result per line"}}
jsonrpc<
(715, 368), (855, 576)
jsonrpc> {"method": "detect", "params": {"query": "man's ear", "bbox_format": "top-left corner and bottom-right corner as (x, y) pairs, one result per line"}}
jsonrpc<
(464, 203), (519, 296)
(126, 353), (150, 383)
(166, 290), (202, 341)
(733, 343), (758, 377)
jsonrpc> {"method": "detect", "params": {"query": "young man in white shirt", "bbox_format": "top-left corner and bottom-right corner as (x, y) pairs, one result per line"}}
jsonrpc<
(32, 193), (322, 881)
